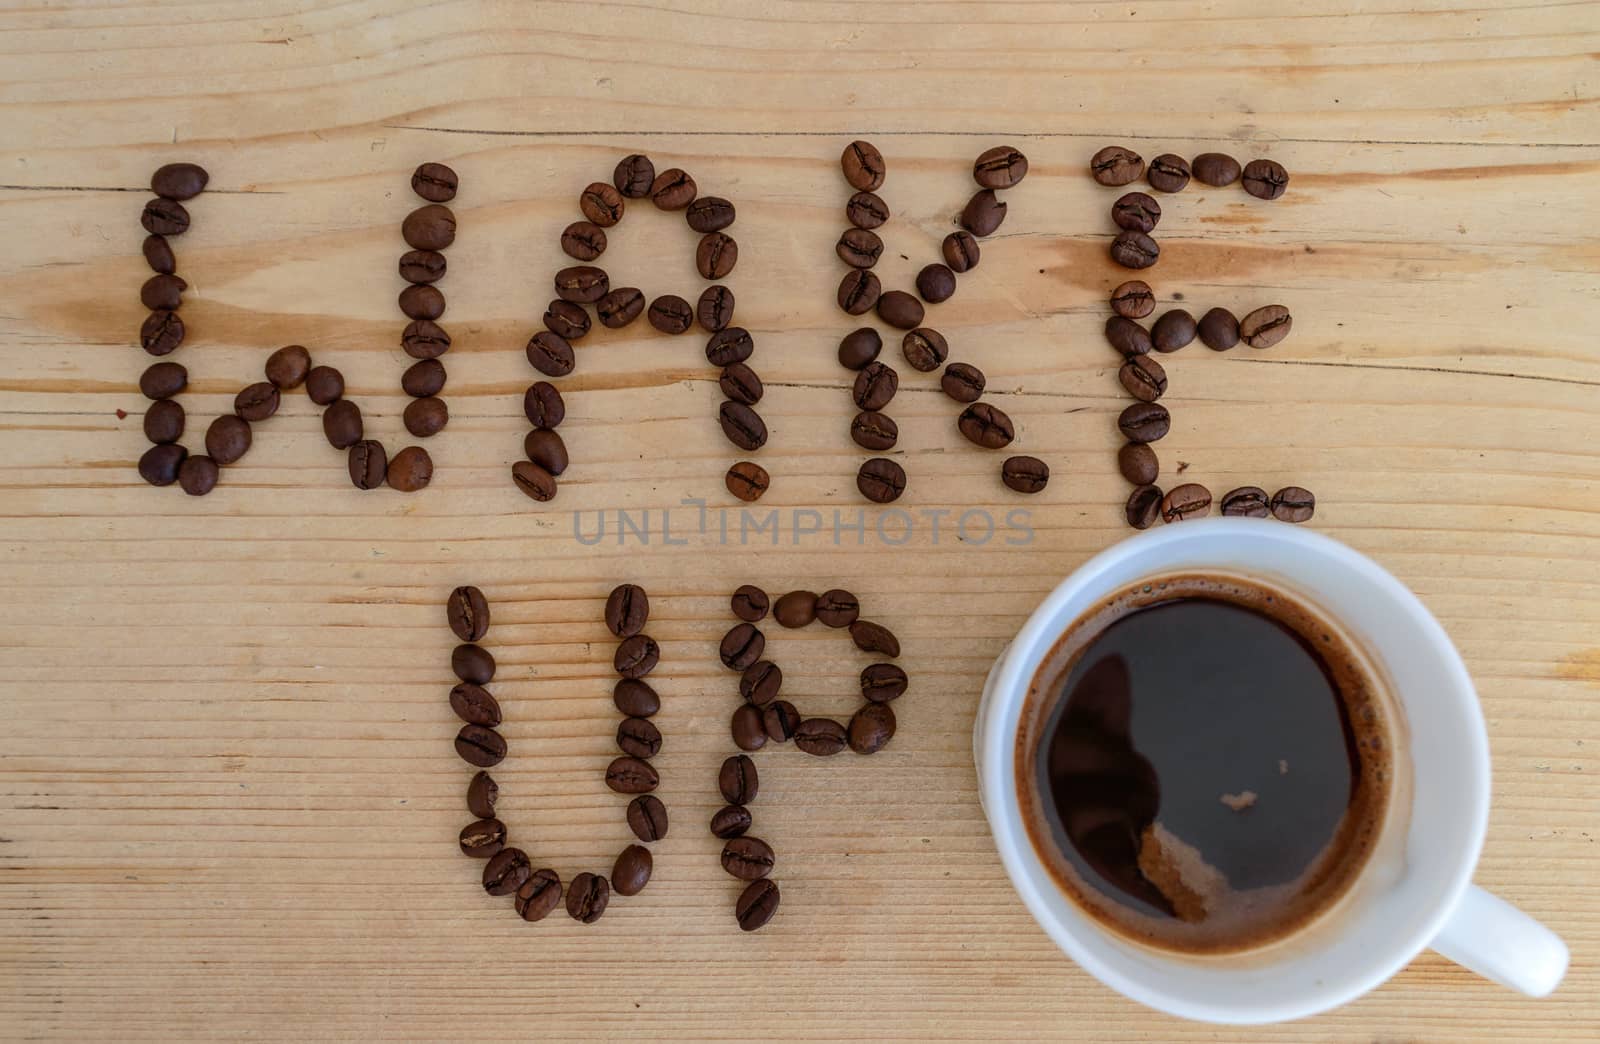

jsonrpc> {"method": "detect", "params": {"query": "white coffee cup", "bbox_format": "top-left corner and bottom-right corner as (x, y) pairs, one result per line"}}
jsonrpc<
(974, 518), (1568, 1024)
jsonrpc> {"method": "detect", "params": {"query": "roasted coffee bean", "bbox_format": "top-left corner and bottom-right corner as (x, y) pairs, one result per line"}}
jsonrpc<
(543, 299), (591, 341)
(836, 228), (883, 268)
(1270, 486), (1316, 523)
(402, 358), (447, 398)
(579, 181), (625, 227)
(838, 269), (882, 315)
(1118, 402), (1170, 443)
(450, 682), (501, 727)
(974, 145), (1028, 189)
(1111, 192), (1161, 233)
(1118, 355), (1170, 404)
(151, 162), (208, 201)
(526, 331), (576, 377)
(613, 154), (656, 198)
(515, 869), (562, 922)
(596, 286), (646, 328)
(404, 396), (448, 438)
(139, 310), (184, 355)
(483, 847), (532, 896)
(141, 197), (189, 236)
(1239, 305), (1292, 348)
(140, 274), (186, 311)
(762, 700), (800, 742)
(1111, 280), (1156, 319)
(137, 443), (185, 486)
(686, 196), (736, 233)
(720, 622), (765, 671)
(264, 345), (310, 390)
(142, 399), (184, 445)
(1152, 309), (1198, 353)
(402, 205), (456, 250)
(553, 265), (608, 305)
(626, 795), (669, 842)
(719, 754), (759, 804)
(459, 818), (506, 858)
(856, 457), (906, 503)
(698, 285), (735, 332)
(916, 264), (957, 304)
(706, 327), (754, 366)
(402, 320), (451, 359)
(961, 189), (1007, 236)
(410, 162), (457, 203)
(719, 362), (763, 406)
(181, 459), (218, 501)
(718, 401), (768, 451)
(841, 140), (886, 191)
(861, 662), (908, 702)
(732, 704), (767, 751)
(725, 461), (770, 502)
(774, 590), (817, 629)
(846, 190), (889, 229)
(649, 168), (697, 210)
(205, 415), (251, 465)
(1105, 315), (1153, 357)
(511, 460), (557, 502)
(941, 362), (986, 403)
(958, 402), (1015, 449)
(837, 328), (882, 370)
(849, 619), (901, 657)
(942, 230), (980, 273)
(814, 589), (859, 628)
(1147, 154), (1192, 193)
(1242, 159), (1289, 200)
(521, 428), (568, 476)
(1220, 485), (1271, 518)
(736, 879), (780, 931)
(1091, 146), (1144, 186)
(850, 411), (898, 451)
(1192, 152), (1242, 187)
(566, 871), (608, 923)
(234, 382), (280, 422)
(1111, 230), (1160, 269)
(560, 221), (607, 261)
(1198, 307), (1241, 351)
(613, 634), (660, 679)
(467, 770), (498, 819)
(848, 702), (896, 755)
(1118, 442), (1159, 485)
(142, 234), (175, 275)
(711, 804), (752, 840)
(347, 439), (387, 490)
(794, 718), (848, 757)
(605, 583), (650, 638)
(731, 585), (769, 622)
(1002, 455), (1050, 494)
(455, 723), (507, 767)
(613, 678), (660, 718)
(447, 585), (490, 642)
(722, 836), (775, 880)
(1162, 482), (1213, 523)
(647, 294), (694, 334)
(140, 361), (187, 400)
(852, 361), (899, 411)
(452, 643), (495, 685)
(900, 328), (948, 372)
(605, 755), (660, 794)
(696, 232), (739, 279)
(1126, 484), (1163, 529)
(612, 845), (653, 897)
(617, 716), (663, 759)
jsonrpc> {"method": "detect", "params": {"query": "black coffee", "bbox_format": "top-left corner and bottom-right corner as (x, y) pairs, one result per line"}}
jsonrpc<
(1018, 574), (1392, 954)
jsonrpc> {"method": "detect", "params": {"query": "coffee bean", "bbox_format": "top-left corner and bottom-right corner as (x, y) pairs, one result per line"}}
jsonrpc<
(1126, 484), (1163, 529)
(617, 717), (662, 759)
(837, 328), (882, 370)
(1118, 442), (1159, 485)
(596, 287), (645, 328)
(1117, 357), (1166, 405)
(140, 273), (186, 311)
(848, 702), (896, 755)
(877, 292), (924, 333)
(723, 835), (776, 880)
(139, 310), (184, 355)
(566, 872), (609, 923)
(836, 228), (883, 268)
(543, 299), (591, 341)
(1221, 486), (1271, 518)
(554, 265), (608, 305)
(853, 361), (899, 411)
(1242, 159), (1289, 200)
(649, 168), (697, 210)
(483, 847), (532, 896)
(515, 868), (562, 922)
(958, 402), (1015, 449)
(720, 622), (765, 671)
(467, 770), (498, 819)
(725, 461), (770, 502)
(348, 440), (388, 490)
(521, 386), (566, 434)
(686, 196), (736, 233)
(613, 154), (656, 198)
(455, 724), (506, 767)
(1192, 153), (1242, 187)
(605, 755), (660, 794)
(1196, 307), (1241, 351)
(560, 221), (607, 261)
(897, 328), (948, 373)
(942, 231), (980, 273)
(141, 198), (189, 236)
(151, 162), (208, 201)
(856, 457), (906, 504)
(205, 415), (251, 464)
(712, 804), (752, 840)
(404, 397), (448, 438)
(612, 844), (653, 897)
(1118, 402), (1170, 443)
(526, 331), (575, 377)
(774, 590), (817, 629)
(1002, 455), (1050, 494)
(696, 232), (739, 279)
(512, 460), (558, 502)
(1147, 154), (1191, 193)
(794, 718), (848, 757)
(647, 294), (694, 334)
(263, 345), (310, 390)
(762, 700), (800, 742)
(402, 205), (456, 250)
(1270, 486), (1315, 523)
(736, 879), (780, 931)
(604, 583), (649, 638)
(732, 704), (767, 751)
(1162, 483), (1212, 522)
(137, 443), (185, 486)
(459, 818), (506, 858)
(1105, 316), (1153, 357)
(849, 619), (900, 657)
(941, 362), (986, 403)
(719, 754), (759, 804)
(452, 643), (495, 685)
(861, 663), (908, 702)
(698, 285), (735, 332)
(850, 410), (898, 451)
(719, 362), (763, 406)
(814, 589), (860, 628)
(177, 455), (217, 496)
(234, 382), (280, 422)
(846, 190), (889, 229)
(140, 361), (187, 400)
(1152, 309), (1197, 353)
(718, 401), (767, 451)
(522, 428), (568, 475)
(961, 189), (1007, 236)
(838, 269), (882, 315)
(1111, 192), (1161, 233)
(706, 327), (754, 367)
(841, 140), (886, 191)
(402, 358), (447, 398)
(448, 585), (491, 642)
(626, 795), (669, 842)
(1111, 230), (1160, 269)
(613, 679), (660, 718)
(1111, 280), (1156, 319)
(974, 145), (1028, 189)
(1239, 305), (1292, 348)
(322, 400), (363, 449)
(142, 400), (184, 445)
(402, 320), (451, 359)
(1091, 146), (1144, 187)
(142, 234), (175, 275)
(738, 659), (784, 710)
(731, 585), (769, 622)
(410, 162), (457, 203)
(613, 634), (660, 679)
(579, 181), (625, 227)
(916, 264), (956, 304)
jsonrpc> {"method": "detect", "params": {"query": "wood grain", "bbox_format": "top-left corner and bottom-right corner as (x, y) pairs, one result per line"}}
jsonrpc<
(1, 1), (1597, 1039)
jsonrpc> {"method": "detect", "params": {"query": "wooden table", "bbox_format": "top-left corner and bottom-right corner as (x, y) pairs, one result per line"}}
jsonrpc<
(2, 2), (1596, 1039)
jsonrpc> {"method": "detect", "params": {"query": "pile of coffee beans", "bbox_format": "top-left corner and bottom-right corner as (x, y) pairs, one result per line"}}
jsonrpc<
(517, 155), (769, 503)
(447, 583), (667, 923)
(1092, 146), (1289, 270)
(835, 142), (1047, 500)
(713, 585), (909, 929)
(1105, 280), (1313, 528)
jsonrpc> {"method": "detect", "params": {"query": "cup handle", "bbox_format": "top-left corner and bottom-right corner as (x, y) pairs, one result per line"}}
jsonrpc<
(1429, 885), (1568, 997)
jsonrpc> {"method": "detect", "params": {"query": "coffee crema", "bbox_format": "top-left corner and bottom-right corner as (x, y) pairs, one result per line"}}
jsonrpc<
(1016, 574), (1393, 954)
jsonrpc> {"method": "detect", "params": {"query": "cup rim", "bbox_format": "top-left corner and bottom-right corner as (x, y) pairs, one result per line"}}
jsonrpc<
(979, 518), (1491, 1023)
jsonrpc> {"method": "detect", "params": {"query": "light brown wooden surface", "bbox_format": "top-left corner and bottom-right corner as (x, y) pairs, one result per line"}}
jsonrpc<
(2, 1), (1598, 1039)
